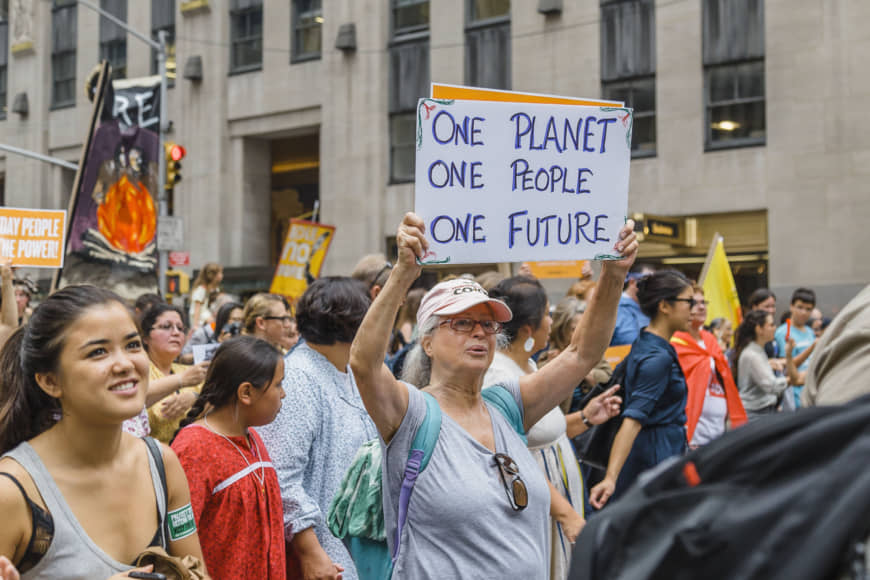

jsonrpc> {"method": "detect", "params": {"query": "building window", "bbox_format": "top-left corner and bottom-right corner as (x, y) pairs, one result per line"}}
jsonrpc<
(600, 0), (656, 157)
(465, 0), (510, 90)
(0, 2), (7, 120)
(51, 0), (77, 108)
(389, 1), (429, 184)
(99, 0), (127, 80)
(292, 0), (322, 62)
(151, 0), (176, 83)
(703, 0), (765, 149)
(230, 0), (263, 73)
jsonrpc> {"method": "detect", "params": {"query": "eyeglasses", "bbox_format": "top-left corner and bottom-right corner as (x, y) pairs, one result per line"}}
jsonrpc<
(262, 315), (293, 324)
(494, 453), (528, 511)
(671, 298), (708, 308)
(439, 318), (502, 335)
(154, 322), (186, 333)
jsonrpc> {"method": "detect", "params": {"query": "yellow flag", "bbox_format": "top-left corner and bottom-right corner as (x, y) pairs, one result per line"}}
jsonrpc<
(701, 236), (742, 329)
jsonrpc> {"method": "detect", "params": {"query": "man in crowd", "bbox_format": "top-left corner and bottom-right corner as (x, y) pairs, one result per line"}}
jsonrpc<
(774, 287), (818, 408)
(610, 263), (655, 345)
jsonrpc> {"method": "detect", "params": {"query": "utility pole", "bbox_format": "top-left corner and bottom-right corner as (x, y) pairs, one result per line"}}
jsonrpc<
(77, 1), (171, 296)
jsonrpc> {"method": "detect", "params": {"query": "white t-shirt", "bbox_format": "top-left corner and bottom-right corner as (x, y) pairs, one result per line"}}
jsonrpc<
(188, 285), (211, 327)
(691, 338), (728, 446)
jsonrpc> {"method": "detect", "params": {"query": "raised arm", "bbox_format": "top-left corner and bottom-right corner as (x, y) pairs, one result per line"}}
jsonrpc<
(0, 262), (17, 349)
(519, 222), (638, 429)
(350, 213), (428, 443)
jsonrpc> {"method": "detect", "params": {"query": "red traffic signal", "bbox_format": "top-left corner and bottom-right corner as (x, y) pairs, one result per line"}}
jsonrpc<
(169, 144), (186, 162)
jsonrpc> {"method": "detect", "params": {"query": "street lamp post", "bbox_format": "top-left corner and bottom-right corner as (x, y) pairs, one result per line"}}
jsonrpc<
(77, 0), (171, 296)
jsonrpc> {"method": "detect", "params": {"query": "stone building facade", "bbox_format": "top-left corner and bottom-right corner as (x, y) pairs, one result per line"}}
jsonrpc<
(0, 0), (867, 311)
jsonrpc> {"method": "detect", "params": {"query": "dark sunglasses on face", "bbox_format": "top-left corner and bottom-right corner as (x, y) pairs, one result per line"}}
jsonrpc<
(439, 318), (502, 335)
(494, 453), (528, 511)
(670, 297), (708, 309)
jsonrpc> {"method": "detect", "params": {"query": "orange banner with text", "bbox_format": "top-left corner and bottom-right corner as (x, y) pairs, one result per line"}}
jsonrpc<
(524, 260), (588, 279)
(0, 207), (67, 268)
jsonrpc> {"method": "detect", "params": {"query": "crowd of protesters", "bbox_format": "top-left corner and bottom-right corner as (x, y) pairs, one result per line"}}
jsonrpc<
(0, 215), (865, 580)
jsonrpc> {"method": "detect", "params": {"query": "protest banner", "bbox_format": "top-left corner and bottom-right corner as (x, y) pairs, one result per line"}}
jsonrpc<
(0, 207), (67, 268)
(524, 260), (588, 279)
(55, 67), (163, 299)
(270, 219), (336, 301)
(604, 344), (632, 369)
(414, 98), (633, 265)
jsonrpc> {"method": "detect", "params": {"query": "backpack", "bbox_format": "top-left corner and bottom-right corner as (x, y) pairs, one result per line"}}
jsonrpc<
(571, 355), (630, 485)
(568, 395), (870, 580)
(328, 385), (525, 580)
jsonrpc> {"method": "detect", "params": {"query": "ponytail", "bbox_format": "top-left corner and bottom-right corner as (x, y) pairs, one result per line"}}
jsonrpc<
(170, 336), (281, 444)
(733, 310), (769, 378)
(0, 328), (60, 454)
(0, 285), (126, 454)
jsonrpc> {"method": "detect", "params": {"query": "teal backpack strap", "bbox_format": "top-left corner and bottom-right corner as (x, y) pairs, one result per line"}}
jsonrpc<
(412, 392), (442, 471)
(482, 385), (527, 444)
(393, 391), (442, 565)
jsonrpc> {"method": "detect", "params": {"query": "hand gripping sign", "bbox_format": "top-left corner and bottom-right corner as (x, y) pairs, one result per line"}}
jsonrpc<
(413, 98), (632, 265)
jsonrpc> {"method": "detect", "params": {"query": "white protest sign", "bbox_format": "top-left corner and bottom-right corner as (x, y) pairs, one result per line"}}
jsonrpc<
(192, 343), (221, 365)
(414, 98), (632, 265)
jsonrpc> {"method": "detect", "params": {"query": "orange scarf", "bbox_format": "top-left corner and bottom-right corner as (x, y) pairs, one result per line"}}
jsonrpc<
(671, 330), (747, 442)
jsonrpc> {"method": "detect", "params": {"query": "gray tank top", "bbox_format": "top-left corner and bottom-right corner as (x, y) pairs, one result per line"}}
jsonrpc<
(3, 440), (167, 580)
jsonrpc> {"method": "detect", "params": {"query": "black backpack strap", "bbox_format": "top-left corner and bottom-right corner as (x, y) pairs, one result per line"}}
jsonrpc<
(144, 436), (170, 548)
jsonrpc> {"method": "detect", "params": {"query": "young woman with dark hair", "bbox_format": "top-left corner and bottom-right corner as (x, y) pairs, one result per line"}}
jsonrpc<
(734, 310), (801, 419)
(258, 277), (373, 580)
(171, 336), (286, 579)
(590, 270), (694, 509)
(0, 285), (208, 580)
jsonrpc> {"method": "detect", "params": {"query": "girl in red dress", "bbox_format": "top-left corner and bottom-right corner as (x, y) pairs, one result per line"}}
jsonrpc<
(171, 336), (286, 579)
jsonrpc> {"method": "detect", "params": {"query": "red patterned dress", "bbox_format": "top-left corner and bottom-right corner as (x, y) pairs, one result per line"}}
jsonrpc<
(172, 424), (286, 579)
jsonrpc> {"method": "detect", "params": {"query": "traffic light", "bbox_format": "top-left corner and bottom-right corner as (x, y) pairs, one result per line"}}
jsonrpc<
(164, 142), (186, 190)
(165, 269), (190, 297)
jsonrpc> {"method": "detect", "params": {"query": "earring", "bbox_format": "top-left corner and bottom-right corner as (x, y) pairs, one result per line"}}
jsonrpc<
(523, 337), (535, 353)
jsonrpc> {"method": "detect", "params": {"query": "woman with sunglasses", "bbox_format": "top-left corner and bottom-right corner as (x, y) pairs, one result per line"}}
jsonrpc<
(349, 213), (637, 579)
(671, 286), (746, 449)
(589, 270), (695, 510)
(140, 304), (208, 443)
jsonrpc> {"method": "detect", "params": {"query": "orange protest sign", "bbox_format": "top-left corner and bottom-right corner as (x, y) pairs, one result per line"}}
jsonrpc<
(524, 260), (588, 279)
(270, 219), (335, 301)
(0, 207), (67, 268)
(604, 344), (632, 369)
(431, 83), (621, 107)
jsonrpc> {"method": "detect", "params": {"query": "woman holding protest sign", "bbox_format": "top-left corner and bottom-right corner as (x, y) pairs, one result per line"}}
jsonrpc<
(349, 212), (635, 578)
